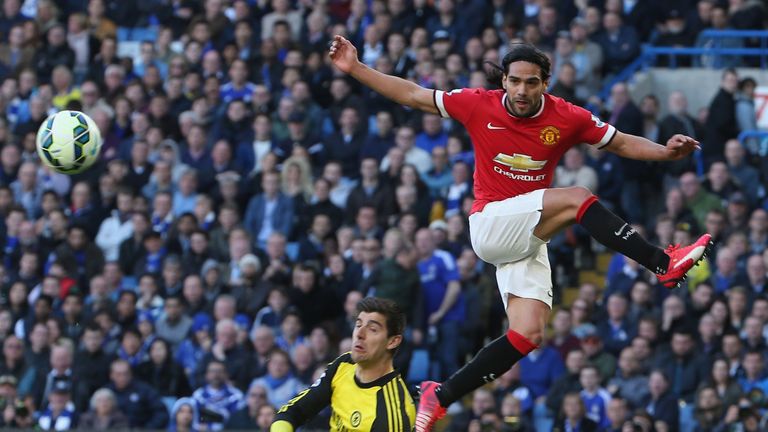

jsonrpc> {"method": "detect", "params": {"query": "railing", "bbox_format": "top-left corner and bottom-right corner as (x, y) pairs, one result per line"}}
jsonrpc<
(598, 30), (768, 101)
(738, 130), (768, 156)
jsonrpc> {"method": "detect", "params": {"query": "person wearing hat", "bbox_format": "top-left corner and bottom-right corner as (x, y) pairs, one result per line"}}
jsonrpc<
(174, 312), (213, 383)
(578, 324), (617, 382)
(430, 30), (453, 62)
(37, 378), (77, 430)
(0, 374), (33, 428)
(230, 254), (272, 317)
(200, 257), (225, 301)
(655, 8), (696, 59)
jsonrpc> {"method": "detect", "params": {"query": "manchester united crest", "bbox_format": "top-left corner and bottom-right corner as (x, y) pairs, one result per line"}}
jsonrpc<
(539, 126), (560, 146)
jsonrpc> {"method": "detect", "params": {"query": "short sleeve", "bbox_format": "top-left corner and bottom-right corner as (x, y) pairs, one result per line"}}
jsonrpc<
(434, 88), (484, 124)
(573, 105), (617, 149)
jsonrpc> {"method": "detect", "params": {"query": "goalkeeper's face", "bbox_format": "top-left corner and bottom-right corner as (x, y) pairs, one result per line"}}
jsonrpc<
(351, 312), (401, 365)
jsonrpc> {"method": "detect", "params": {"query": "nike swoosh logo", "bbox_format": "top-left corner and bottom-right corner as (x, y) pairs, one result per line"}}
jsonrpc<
(673, 245), (706, 269)
(614, 223), (627, 236)
(487, 122), (506, 130)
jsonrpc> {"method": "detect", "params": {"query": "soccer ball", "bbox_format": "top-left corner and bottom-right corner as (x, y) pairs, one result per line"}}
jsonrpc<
(36, 110), (102, 174)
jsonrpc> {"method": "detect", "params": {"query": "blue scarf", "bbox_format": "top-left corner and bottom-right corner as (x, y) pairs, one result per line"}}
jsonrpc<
(4, 236), (18, 269)
(263, 373), (292, 390)
(146, 247), (167, 273)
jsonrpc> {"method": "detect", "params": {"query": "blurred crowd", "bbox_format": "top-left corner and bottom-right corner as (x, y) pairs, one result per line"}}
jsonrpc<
(0, 0), (767, 430)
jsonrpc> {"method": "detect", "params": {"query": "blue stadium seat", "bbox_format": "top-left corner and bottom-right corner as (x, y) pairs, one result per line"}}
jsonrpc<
(406, 349), (430, 384)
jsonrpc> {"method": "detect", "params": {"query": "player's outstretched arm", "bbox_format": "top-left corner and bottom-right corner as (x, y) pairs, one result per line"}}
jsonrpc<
(606, 131), (700, 162)
(271, 354), (345, 431)
(329, 35), (439, 115)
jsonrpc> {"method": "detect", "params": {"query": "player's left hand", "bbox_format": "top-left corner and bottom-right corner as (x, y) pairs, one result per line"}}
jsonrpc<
(665, 134), (700, 160)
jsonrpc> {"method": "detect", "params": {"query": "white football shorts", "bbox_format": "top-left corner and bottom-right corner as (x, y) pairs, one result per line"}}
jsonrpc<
(468, 188), (553, 309)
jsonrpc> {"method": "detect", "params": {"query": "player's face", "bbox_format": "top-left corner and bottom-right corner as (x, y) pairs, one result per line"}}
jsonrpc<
(502, 61), (548, 118)
(351, 312), (400, 365)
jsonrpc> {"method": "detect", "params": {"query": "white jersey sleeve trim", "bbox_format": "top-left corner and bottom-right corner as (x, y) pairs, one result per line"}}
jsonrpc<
(595, 125), (617, 149)
(434, 90), (449, 118)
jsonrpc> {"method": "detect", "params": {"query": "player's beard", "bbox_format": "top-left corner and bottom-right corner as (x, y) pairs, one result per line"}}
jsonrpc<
(506, 94), (541, 118)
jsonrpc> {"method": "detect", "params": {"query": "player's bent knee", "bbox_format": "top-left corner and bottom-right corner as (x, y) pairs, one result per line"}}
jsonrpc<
(568, 186), (594, 207)
(507, 323), (544, 347)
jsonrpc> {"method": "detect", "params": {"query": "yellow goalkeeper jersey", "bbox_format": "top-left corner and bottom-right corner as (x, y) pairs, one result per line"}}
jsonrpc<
(272, 352), (415, 432)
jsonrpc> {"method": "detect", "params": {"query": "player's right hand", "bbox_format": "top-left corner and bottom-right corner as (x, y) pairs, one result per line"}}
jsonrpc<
(329, 35), (359, 74)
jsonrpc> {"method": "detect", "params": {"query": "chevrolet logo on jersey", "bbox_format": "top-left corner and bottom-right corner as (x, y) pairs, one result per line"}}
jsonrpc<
(493, 153), (547, 172)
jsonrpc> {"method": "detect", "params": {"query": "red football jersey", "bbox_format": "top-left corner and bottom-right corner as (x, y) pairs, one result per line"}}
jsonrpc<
(434, 88), (616, 214)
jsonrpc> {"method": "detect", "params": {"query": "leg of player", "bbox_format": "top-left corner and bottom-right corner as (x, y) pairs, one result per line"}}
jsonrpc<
(535, 186), (712, 288)
(416, 296), (547, 432)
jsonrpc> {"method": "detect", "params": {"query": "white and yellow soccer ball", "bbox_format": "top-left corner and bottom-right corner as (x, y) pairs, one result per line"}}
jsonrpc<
(36, 110), (102, 174)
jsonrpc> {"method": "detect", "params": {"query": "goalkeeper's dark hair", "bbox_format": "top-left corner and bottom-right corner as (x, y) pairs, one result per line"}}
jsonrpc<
(356, 297), (406, 339)
(485, 43), (551, 89)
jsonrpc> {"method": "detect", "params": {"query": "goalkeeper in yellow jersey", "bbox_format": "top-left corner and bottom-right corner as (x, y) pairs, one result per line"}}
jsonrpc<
(271, 297), (416, 432)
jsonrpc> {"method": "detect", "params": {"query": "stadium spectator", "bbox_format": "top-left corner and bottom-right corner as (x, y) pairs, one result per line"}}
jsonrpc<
(546, 348), (585, 415)
(191, 359), (245, 431)
(77, 387), (128, 430)
(646, 369), (680, 431)
(704, 68), (740, 165)
(36, 377), (77, 430)
(72, 324), (113, 411)
(168, 397), (199, 432)
(194, 318), (249, 390)
(596, 12), (640, 77)
(107, 359), (168, 429)
(249, 348), (301, 409)
(446, 388), (495, 432)
(556, 392), (599, 432)
(244, 171), (294, 249)
(226, 382), (270, 429)
(136, 337), (190, 398)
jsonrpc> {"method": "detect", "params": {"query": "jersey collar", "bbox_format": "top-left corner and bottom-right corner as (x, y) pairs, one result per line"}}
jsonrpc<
(502, 93), (546, 119)
(353, 368), (399, 388)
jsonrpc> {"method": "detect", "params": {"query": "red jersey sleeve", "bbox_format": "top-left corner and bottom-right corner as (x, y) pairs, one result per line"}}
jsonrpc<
(572, 105), (617, 149)
(434, 88), (485, 124)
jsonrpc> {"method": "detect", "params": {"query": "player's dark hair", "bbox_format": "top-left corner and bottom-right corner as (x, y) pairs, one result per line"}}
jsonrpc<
(356, 297), (406, 339)
(485, 43), (551, 88)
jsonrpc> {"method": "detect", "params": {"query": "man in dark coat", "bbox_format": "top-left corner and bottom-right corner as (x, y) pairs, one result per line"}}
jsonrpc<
(704, 69), (739, 166)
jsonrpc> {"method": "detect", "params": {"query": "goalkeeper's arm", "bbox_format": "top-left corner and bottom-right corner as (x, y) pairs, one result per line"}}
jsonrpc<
(270, 354), (343, 431)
